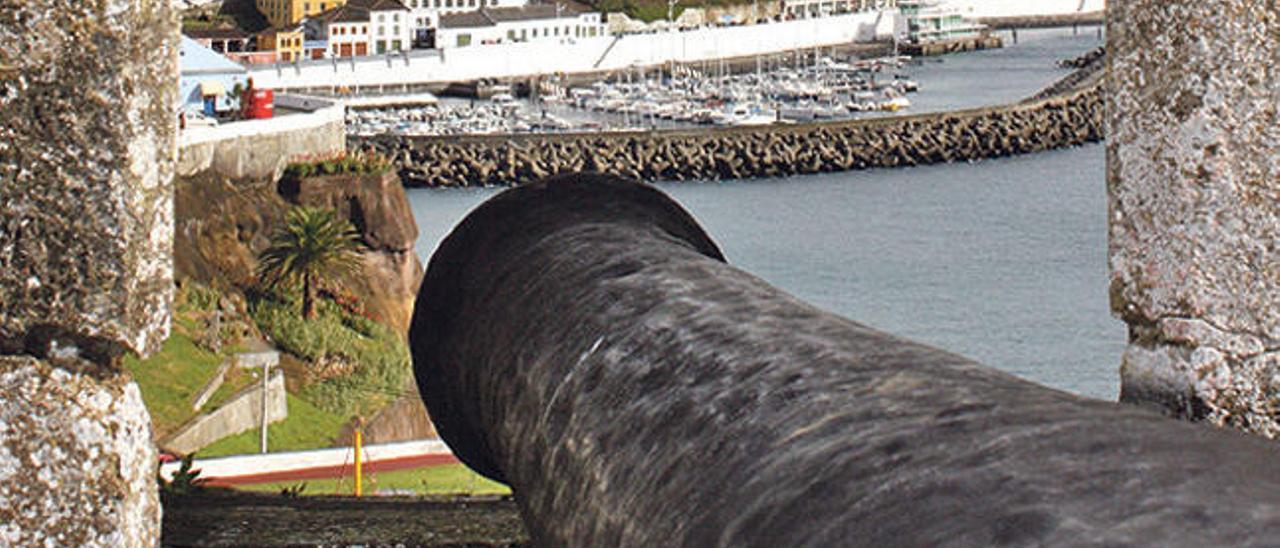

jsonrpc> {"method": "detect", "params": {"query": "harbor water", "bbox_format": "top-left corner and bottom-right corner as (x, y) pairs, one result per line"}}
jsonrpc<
(406, 27), (1120, 400)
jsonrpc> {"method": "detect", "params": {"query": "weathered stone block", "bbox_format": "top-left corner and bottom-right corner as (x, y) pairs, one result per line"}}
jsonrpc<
(0, 356), (160, 545)
(0, 0), (179, 359)
(1108, 2), (1280, 434)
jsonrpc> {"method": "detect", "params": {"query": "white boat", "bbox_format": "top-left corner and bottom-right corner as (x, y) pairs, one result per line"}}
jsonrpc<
(880, 96), (911, 111)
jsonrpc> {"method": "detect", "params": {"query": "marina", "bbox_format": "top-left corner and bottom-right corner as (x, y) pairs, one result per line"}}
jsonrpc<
(345, 53), (921, 136)
(345, 25), (1099, 137)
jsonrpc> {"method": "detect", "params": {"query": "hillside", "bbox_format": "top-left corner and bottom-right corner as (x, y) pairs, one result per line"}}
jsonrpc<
(125, 279), (398, 457)
(587, 0), (760, 22)
(180, 0), (269, 33)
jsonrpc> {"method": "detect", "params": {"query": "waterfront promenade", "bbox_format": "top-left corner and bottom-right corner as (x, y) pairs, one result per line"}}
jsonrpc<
(246, 10), (899, 91)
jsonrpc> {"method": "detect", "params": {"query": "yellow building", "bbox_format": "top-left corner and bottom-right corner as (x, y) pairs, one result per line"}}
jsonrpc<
(256, 27), (305, 61)
(257, 0), (348, 27)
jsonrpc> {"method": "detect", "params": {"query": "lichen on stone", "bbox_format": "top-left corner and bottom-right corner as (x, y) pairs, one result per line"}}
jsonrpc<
(0, 356), (160, 546)
(1109, 2), (1280, 436)
(0, 0), (179, 360)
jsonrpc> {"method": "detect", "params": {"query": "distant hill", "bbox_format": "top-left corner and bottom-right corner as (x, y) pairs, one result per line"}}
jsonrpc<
(180, 0), (269, 34)
(587, 0), (761, 22)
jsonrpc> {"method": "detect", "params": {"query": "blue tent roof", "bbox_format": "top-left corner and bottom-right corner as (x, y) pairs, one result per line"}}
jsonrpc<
(180, 35), (248, 75)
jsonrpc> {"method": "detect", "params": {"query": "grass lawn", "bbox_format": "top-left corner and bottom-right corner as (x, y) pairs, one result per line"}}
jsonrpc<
(123, 330), (249, 437)
(198, 393), (350, 457)
(236, 463), (511, 497)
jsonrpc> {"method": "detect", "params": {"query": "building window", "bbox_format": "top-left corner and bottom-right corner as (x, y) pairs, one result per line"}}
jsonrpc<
(392, 39), (402, 50)
(394, 25), (400, 35)
(457, 33), (471, 46)
(378, 14), (385, 22)
(363, 26), (368, 33)
(507, 29), (515, 40)
(394, 13), (400, 22)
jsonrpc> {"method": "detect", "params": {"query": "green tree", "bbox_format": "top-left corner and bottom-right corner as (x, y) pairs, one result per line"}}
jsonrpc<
(258, 207), (363, 319)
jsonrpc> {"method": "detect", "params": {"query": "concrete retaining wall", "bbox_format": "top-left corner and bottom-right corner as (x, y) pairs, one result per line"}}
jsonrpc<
(177, 99), (345, 179)
(158, 439), (450, 481)
(162, 370), (288, 455)
(353, 81), (1102, 187)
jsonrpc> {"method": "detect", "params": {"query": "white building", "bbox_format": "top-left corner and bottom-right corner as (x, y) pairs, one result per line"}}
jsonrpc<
(358, 0), (415, 53)
(400, 0), (529, 47)
(304, 0), (412, 57)
(307, 3), (374, 57)
(782, 0), (897, 20)
(898, 0), (984, 43)
(438, 5), (605, 48)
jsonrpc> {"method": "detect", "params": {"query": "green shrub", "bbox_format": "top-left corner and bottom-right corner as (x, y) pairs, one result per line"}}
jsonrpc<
(159, 454), (208, 496)
(177, 281), (221, 314)
(283, 151), (393, 181)
(249, 291), (409, 416)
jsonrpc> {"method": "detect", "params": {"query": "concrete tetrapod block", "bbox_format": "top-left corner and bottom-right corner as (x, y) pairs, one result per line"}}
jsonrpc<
(412, 174), (1280, 546)
(0, 0), (179, 360)
(0, 356), (160, 545)
(1108, 2), (1280, 435)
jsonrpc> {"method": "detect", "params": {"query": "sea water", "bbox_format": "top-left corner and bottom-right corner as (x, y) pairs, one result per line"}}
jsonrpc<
(405, 27), (1120, 400)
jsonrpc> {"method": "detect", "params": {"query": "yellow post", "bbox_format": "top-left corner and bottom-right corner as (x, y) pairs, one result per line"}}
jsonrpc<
(354, 418), (363, 498)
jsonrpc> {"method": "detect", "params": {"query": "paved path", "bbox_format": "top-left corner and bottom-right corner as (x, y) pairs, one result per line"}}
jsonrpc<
(161, 439), (458, 486)
(203, 452), (459, 486)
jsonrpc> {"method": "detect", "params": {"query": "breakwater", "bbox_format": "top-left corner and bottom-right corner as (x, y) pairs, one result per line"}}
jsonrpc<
(980, 11), (1106, 30)
(352, 80), (1102, 187)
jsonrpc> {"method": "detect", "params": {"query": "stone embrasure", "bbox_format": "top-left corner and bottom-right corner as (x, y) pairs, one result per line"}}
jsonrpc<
(0, 0), (179, 359)
(1108, 2), (1280, 435)
(0, 356), (161, 546)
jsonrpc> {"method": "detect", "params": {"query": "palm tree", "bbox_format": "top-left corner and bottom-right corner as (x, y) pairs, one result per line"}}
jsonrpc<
(258, 206), (363, 319)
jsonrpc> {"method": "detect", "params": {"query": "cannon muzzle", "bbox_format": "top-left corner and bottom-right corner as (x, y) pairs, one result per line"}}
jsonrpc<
(411, 173), (1280, 546)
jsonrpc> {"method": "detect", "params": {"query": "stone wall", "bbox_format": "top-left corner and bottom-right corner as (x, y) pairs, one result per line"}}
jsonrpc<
(1, 1), (177, 359)
(355, 82), (1102, 188)
(1108, 2), (1280, 436)
(0, 0), (177, 544)
(162, 369), (288, 455)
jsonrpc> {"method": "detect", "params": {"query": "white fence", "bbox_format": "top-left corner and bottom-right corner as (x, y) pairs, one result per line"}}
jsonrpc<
(247, 10), (899, 90)
(158, 439), (452, 481)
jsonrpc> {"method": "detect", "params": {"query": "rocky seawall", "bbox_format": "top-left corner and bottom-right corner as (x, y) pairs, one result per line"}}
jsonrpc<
(353, 78), (1102, 188)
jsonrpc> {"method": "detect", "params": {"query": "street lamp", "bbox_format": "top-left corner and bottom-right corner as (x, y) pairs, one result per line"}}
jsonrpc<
(667, 0), (677, 25)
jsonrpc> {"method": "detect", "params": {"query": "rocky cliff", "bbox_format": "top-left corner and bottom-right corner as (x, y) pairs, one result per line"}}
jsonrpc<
(174, 170), (423, 337)
(174, 168), (436, 443)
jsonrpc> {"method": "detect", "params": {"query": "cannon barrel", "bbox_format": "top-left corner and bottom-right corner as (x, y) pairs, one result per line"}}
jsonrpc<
(410, 173), (1280, 546)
